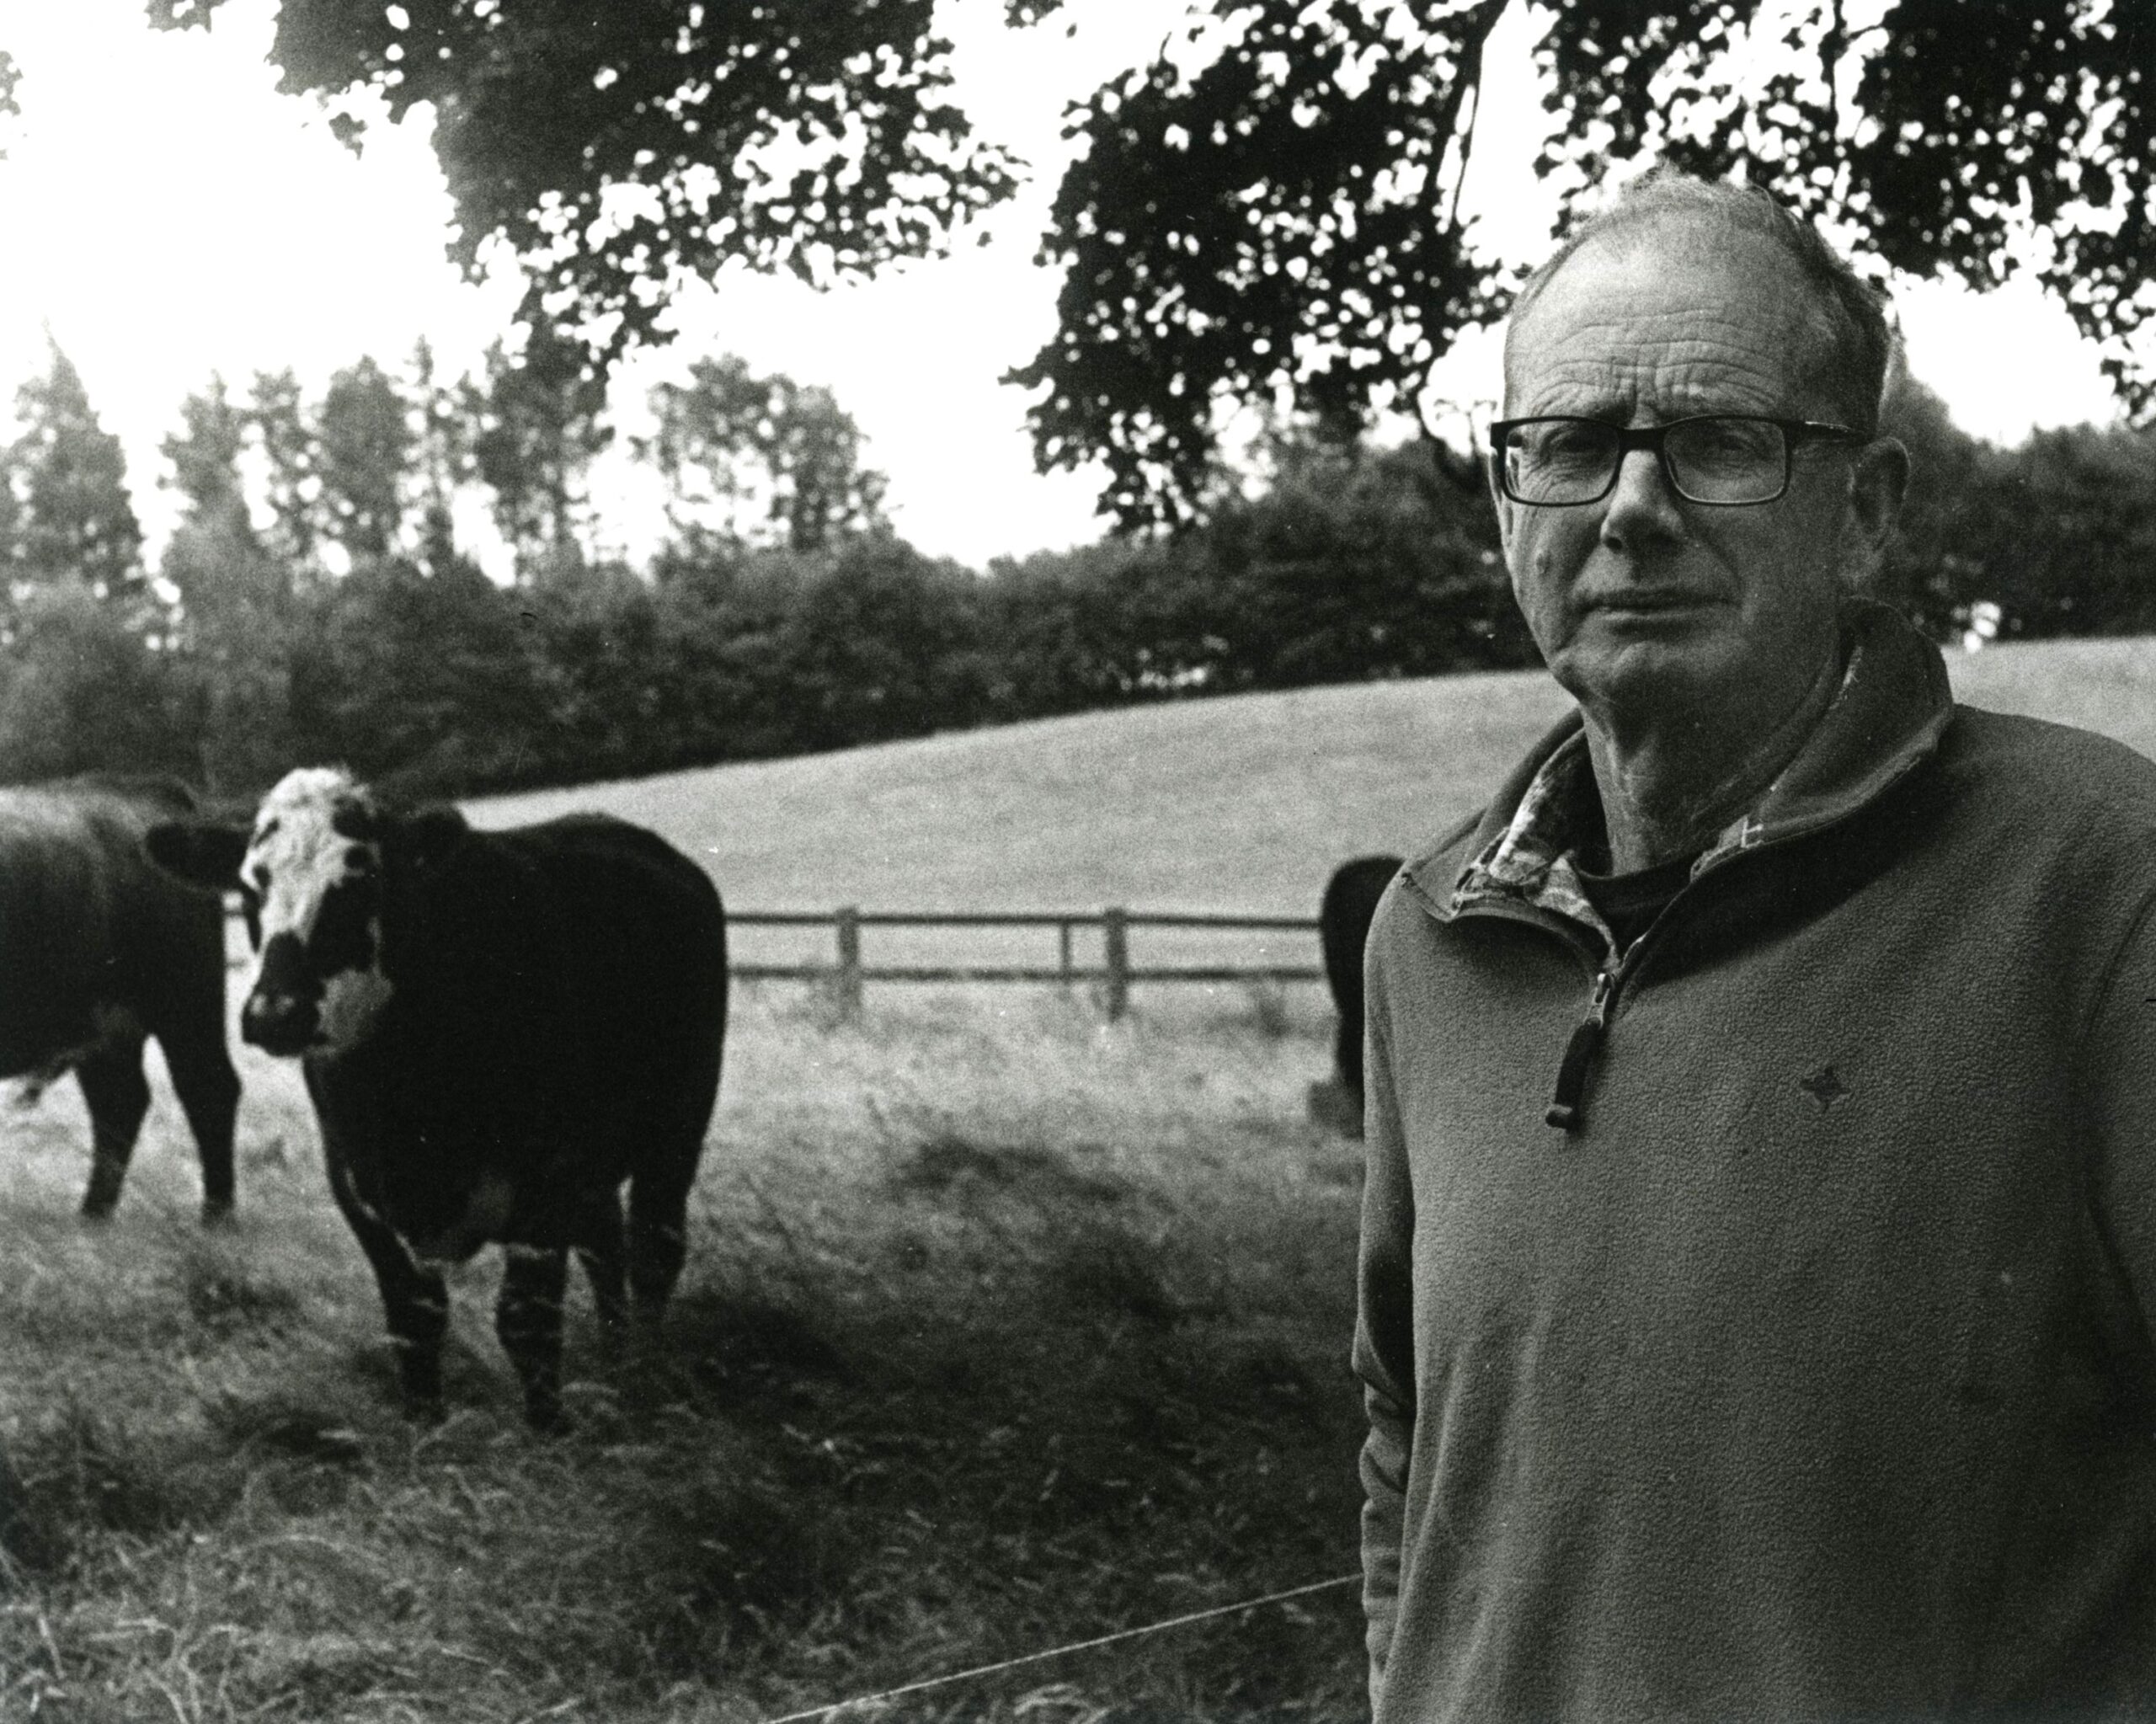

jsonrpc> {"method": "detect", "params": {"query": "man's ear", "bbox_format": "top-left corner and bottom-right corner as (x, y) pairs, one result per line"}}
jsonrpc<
(145, 820), (249, 890)
(1841, 435), (1909, 585)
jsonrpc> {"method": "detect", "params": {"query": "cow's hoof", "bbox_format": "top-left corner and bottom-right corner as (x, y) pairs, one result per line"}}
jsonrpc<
(200, 1198), (236, 1229)
(522, 1396), (569, 1435)
(78, 1197), (118, 1225)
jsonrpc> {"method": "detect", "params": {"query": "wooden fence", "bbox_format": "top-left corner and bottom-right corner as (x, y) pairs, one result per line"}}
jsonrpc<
(224, 903), (1325, 1021)
(731, 908), (1322, 1020)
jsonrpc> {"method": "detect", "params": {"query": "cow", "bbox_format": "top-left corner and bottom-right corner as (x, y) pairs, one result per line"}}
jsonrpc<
(0, 776), (240, 1222)
(1309, 853), (1403, 1139)
(146, 767), (728, 1429)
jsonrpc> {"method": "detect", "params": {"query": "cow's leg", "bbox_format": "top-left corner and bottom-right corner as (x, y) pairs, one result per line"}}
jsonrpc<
(74, 1037), (152, 1220)
(157, 1025), (241, 1225)
(627, 1154), (699, 1328)
(497, 1245), (571, 1431)
(325, 1153), (449, 1417)
(573, 1186), (629, 1338)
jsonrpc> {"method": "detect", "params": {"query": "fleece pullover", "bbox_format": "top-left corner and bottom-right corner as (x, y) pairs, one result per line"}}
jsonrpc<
(1355, 600), (2156, 1722)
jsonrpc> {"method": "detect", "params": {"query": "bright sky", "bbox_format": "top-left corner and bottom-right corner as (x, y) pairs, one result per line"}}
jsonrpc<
(0, 0), (2129, 574)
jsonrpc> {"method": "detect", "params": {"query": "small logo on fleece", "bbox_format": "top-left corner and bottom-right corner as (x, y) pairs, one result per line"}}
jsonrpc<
(1800, 1065), (1849, 1112)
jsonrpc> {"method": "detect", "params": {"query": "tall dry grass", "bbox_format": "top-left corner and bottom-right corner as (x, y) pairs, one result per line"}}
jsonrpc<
(0, 980), (1368, 1721)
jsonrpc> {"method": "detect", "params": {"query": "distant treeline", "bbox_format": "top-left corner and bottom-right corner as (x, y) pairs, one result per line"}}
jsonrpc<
(0, 334), (2148, 803)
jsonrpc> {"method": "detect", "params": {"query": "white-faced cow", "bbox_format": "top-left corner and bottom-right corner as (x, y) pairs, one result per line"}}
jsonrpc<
(0, 777), (239, 1221)
(147, 768), (728, 1428)
(1309, 853), (1403, 1138)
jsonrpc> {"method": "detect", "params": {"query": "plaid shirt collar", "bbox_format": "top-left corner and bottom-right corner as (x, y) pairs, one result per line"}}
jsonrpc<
(1448, 634), (1874, 947)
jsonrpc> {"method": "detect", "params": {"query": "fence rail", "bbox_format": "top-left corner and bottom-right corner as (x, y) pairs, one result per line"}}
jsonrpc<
(728, 906), (1322, 1019)
(226, 901), (1324, 1020)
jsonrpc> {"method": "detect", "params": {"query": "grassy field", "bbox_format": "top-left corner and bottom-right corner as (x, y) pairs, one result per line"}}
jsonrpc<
(0, 981), (1364, 1722)
(4, 632), (2153, 1721)
(474, 631), (2156, 915)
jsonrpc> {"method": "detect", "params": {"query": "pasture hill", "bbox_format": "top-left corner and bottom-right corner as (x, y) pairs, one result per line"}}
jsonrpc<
(2, 632), (2153, 1724)
(478, 629), (2156, 913)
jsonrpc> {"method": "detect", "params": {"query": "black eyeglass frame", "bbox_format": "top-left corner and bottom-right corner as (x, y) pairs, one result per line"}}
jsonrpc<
(1486, 414), (1869, 507)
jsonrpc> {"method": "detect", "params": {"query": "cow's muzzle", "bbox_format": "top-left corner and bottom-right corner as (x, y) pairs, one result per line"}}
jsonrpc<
(240, 989), (318, 1055)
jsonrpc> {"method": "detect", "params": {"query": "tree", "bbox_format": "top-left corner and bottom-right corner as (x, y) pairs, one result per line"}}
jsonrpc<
(467, 327), (612, 579)
(0, 585), (190, 783)
(643, 356), (888, 552)
(147, 0), (1022, 362)
(160, 376), (297, 793)
(407, 336), (471, 572)
(1009, 0), (2156, 527)
(246, 368), (319, 572)
(1150, 428), (1529, 691)
(1877, 374), (1992, 639)
(2, 336), (144, 600)
(316, 356), (414, 564)
(287, 550), (544, 795)
(1971, 424), (2156, 640)
(151, 2), (2153, 535)
(774, 539), (990, 748)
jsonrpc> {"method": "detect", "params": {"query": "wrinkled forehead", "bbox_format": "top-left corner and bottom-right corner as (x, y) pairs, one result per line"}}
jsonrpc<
(1502, 221), (1845, 420)
(244, 768), (375, 908)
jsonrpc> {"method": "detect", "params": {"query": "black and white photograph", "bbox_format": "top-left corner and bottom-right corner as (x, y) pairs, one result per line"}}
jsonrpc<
(0, 1), (2152, 1718)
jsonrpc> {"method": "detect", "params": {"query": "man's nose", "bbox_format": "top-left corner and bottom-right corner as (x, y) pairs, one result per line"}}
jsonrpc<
(1599, 446), (1688, 552)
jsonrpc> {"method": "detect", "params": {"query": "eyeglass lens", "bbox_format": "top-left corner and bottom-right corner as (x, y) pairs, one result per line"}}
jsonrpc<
(1502, 418), (1790, 505)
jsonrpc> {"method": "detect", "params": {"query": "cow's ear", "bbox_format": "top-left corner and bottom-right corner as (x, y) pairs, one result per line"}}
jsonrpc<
(145, 820), (249, 889)
(398, 806), (470, 872)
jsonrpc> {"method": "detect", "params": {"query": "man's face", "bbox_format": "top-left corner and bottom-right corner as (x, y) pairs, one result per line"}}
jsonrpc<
(1495, 220), (1898, 726)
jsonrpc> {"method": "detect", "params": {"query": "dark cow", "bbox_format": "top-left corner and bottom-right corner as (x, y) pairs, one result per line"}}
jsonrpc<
(1309, 854), (1403, 1138)
(0, 777), (239, 1221)
(147, 767), (728, 1428)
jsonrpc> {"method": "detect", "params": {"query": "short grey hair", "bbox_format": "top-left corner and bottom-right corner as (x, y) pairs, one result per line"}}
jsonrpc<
(1504, 171), (1900, 436)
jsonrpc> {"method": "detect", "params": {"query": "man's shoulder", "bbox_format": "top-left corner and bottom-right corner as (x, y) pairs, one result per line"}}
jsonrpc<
(1368, 810), (1485, 946)
(1928, 705), (2156, 918)
(1941, 703), (2156, 821)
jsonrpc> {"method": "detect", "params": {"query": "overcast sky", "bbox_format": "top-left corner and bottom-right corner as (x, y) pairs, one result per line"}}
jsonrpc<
(0, 0), (2128, 574)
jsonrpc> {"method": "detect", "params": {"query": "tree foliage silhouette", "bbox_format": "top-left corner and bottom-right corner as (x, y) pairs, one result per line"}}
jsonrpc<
(147, 0), (1022, 364)
(1011, 0), (2153, 526)
(3, 337), (143, 600)
(145, 0), (2152, 531)
(641, 355), (888, 552)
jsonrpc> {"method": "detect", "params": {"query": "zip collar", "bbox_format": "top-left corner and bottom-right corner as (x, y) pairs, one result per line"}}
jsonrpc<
(1399, 598), (1956, 944)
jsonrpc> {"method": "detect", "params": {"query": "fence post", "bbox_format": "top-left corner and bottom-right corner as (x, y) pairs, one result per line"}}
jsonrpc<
(834, 905), (863, 1022)
(1058, 919), (1075, 990)
(1102, 906), (1129, 1022)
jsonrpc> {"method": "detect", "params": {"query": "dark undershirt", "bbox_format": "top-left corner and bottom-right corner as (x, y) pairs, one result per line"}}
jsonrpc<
(1572, 851), (1699, 955)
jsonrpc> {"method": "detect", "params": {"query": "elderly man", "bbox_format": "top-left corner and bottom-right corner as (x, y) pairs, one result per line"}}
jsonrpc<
(1355, 171), (2156, 1721)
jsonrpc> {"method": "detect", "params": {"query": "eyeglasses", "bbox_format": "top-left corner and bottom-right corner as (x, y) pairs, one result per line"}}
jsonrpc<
(1488, 414), (1866, 507)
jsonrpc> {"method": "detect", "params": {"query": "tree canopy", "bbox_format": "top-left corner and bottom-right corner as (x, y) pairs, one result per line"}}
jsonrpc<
(135, 2), (2153, 529)
(147, 0), (1022, 358)
(1015, 0), (2154, 526)
(3, 338), (142, 603)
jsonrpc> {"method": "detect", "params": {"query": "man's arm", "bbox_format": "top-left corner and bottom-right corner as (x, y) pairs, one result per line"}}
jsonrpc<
(1353, 923), (1417, 1710)
(2086, 889), (2156, 1318)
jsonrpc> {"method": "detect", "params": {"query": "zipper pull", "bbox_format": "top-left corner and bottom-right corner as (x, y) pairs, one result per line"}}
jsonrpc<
(1545, 969), (1615, 1133)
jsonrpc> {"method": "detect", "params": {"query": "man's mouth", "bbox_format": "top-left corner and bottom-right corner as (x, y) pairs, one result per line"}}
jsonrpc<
(1586, 590), (1716, 613)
